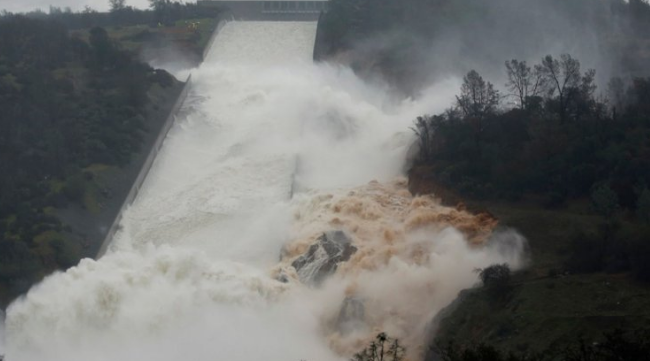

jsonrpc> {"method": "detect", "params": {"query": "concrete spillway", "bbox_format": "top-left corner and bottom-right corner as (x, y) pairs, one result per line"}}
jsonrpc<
(4, 21), (526, 361)
(109, 21), (319, 260)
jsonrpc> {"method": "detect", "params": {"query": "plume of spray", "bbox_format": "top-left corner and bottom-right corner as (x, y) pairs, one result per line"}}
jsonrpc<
(6, 21), (526, 361)
(0, 309), (5, 358)
(332, 0), (639, 94)
(277, 180), (527, 358)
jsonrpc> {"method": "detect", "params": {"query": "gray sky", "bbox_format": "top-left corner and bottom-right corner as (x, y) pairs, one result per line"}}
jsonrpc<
(0, 0), (150, 13)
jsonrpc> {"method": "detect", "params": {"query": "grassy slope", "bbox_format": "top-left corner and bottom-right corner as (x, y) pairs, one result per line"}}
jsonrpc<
(409, 167), (650, 355)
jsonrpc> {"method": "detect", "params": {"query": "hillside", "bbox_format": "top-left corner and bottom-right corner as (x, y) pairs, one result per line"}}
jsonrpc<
(0, 14), (198, 308)
(317, 0), (650, 356)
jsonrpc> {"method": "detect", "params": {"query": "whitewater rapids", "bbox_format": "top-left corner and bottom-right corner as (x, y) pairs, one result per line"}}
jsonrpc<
(4, 21), (526, 361)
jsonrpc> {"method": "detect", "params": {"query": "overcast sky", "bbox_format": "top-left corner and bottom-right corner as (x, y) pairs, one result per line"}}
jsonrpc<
(0, 0), (151, 13)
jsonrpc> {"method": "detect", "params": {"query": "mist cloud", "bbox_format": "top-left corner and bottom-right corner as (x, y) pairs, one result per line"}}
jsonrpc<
(5, 21), (527, 361)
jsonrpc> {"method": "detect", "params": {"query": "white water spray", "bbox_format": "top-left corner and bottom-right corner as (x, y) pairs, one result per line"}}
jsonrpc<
(6, 21), (525, 361)
(0, 310), (5, 359)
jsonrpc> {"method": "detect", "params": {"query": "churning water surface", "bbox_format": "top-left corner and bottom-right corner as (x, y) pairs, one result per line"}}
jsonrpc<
(4, 21), (526, 361)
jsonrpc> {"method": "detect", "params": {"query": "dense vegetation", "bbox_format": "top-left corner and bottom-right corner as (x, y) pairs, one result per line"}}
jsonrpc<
(0, 1), (223, 307)
(356, 329), (650, 361)
(411, 54), (650, 359)
(413, 57), (650, 213)
(3, 1), (222, 29)
(435, 329), (650, 361)
(411, 55), (650, 280)
(0, 14), (171, 301)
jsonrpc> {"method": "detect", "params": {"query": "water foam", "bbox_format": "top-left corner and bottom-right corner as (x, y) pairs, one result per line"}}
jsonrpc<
(6, 21), (524, 361)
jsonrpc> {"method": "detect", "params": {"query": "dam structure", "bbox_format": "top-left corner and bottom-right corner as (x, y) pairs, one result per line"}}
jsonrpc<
(4, 13), (526, 361)
(198, 0), (328, 20)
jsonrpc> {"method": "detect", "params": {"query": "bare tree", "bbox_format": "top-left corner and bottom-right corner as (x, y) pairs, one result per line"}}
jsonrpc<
(148, 0), (170, 10)
(504, 59), (545, 110)
(109, 0), (126, 12)
(538, 54), (582, 122)
(457, 70), (500, 119)
(354, 333), (405, 361)
(456, 70), (499, 155)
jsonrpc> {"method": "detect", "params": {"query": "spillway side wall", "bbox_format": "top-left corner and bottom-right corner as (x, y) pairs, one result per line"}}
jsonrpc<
(96, 75), (194, 259)
(96, 15), (233, 259)
(203, 11), (233, 60)
(312, 10), (327, 61)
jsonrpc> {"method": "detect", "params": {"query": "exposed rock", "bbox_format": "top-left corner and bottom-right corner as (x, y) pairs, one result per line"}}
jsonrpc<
(291, 231), (357, 285)
(276, 272), (290, 283)
(337, 297), (365, 335)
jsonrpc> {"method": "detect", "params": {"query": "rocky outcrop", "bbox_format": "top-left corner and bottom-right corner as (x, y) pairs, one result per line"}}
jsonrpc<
(337, 297), (365, 335)
(291, 231), (357, 286)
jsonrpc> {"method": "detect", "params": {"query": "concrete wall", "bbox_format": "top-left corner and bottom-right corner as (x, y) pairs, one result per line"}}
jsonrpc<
(312, 10), (327, 61)
(203, 11), (233, 60)
(96, 75), (194, 258)
(96, 13), (236, 259)
(198, 1), (327, 20)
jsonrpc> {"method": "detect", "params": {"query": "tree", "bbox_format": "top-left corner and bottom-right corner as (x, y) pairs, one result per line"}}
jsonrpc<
(412, 115), (440, 163)
(457, 70), (500, 119)
(148, 0), (169, 10)
(505, 59), (545, 110)
(149, 0), (173, 25)
(109, 0), (126, 12)
(354, 333), (405, 361)
(436, 342), (540, 361)
(538, 54), (583, 122)
(436, 329), (650, 361)
(89, 27), (114, 69)
(456, 70), (499, 156)
(479, 264), (511, 292)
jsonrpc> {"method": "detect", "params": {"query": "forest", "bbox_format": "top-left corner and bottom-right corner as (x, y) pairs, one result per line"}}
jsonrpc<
(4, 1), (221, 29)
(0, 1), (220, 308)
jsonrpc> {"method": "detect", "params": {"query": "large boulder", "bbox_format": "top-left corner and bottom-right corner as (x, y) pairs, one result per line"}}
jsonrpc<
(291, 231), (357, 285)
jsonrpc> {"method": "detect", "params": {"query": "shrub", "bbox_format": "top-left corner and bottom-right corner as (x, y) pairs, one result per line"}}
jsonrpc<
(353, 333), (405, 361)
(479, 264), (512, 290)
(62, 175), (86, 203)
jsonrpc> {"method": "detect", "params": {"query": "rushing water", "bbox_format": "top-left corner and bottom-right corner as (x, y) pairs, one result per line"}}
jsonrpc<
(4, 21), (525, 361)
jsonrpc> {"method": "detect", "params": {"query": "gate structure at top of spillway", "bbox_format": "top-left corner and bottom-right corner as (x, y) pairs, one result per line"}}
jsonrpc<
(198, 0), (328, 20)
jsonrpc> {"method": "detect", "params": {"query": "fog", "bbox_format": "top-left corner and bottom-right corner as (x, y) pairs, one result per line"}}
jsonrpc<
(5, 21), (526, 361)
(335, 0), (644, 94)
